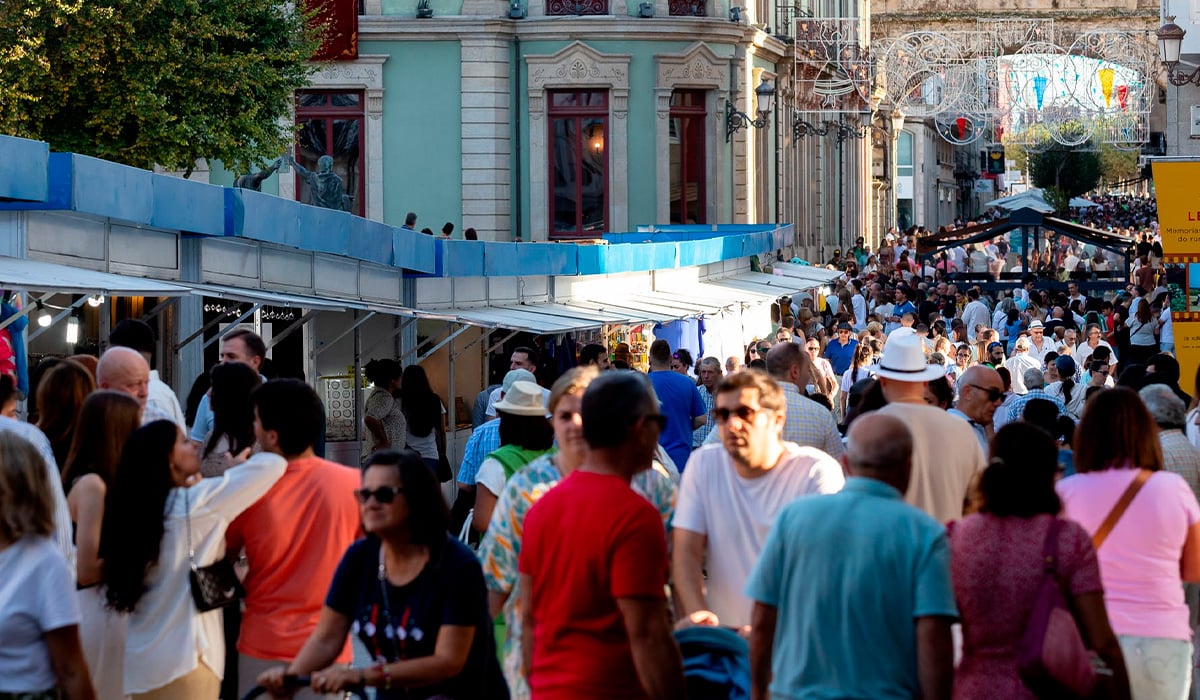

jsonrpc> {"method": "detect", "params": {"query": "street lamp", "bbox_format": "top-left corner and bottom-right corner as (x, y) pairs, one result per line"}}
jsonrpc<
(725, 78), (775, 142)
(1158, 17), (1200, 86)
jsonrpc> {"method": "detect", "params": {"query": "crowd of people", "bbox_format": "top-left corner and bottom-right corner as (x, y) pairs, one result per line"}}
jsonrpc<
(4, 199), (1200, 700)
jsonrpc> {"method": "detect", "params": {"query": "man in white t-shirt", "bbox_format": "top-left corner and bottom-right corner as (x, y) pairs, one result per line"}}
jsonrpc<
(673, 371), (844, 630)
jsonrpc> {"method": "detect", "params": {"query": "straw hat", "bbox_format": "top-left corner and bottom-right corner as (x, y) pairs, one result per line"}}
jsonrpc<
(869, 333), (946, 383)
(493, 380), (548, 417)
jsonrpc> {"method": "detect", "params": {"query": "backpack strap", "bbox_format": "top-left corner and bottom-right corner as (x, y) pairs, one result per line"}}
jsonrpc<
(1091, 469), (1151, 550)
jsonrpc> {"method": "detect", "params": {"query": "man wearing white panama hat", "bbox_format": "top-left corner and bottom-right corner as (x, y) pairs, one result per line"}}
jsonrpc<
(871, 332), (987, 524)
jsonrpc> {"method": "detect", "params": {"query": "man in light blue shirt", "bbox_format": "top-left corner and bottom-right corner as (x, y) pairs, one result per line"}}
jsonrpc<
(745, 413), (956, 700)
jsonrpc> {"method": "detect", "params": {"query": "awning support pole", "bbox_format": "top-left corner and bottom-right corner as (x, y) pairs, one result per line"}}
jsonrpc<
(202, 304), (262, 349)
(313, 312), (377, 359)
(362, 316), (417, 359)
(450, 326), (501, 360)
(27, 295), (92, 342)
(141, 297), (178, 323)
(0, 293), (48, 333)
(416, 324), (472, 364)
(267, 310), (320, 350)
(486, 330), (521, 355)
(353, 312), (363, 445)
(175, 307), (241, 352)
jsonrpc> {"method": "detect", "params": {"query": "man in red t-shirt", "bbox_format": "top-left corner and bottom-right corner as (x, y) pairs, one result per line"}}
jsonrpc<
(227, 379), (362, 699)
(519, 372), (685, 700)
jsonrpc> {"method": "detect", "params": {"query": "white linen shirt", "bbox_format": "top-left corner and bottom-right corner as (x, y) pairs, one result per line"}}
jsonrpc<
(123, 452), (286, 694)
(143, 370), (186, 428)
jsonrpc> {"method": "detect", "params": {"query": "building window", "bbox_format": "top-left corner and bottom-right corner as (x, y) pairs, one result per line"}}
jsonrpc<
(548, 90), (608, 238)
(294, 91), (365, 216)
(669, 0), (706, 16)
(669, 90), (707, 224)
(547, 0), (608, 14)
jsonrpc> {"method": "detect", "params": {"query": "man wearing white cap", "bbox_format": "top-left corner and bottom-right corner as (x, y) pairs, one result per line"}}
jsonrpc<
(873, 333), (987, 523)
(1026, 319), (1052, 364)
(1005, 336), (1042, 395)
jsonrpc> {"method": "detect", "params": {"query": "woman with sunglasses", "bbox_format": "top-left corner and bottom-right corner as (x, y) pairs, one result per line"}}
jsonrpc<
(258, 449), (507, 699)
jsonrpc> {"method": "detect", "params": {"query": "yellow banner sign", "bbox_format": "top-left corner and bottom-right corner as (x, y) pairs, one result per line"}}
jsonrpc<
(1153, 161), (1200, 389)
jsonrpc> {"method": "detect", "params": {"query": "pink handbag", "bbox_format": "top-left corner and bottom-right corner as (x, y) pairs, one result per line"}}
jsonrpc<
(1016, 518), (1098, 698)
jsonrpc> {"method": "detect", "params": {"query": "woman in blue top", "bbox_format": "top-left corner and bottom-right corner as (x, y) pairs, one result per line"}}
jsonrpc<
(1003, 308), (1023, 355)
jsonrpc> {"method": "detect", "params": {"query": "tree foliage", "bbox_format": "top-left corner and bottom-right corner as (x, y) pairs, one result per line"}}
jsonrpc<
(0, 0), (320, 174)
(1028, 142), (1102, 211)
(1097, 142), (1140, 187)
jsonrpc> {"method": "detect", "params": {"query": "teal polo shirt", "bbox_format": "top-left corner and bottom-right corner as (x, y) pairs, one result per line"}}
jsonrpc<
(745, 477), (957, 699)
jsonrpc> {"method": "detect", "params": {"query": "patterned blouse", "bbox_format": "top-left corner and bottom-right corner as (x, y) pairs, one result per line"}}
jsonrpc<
(477, 452), (677, 700)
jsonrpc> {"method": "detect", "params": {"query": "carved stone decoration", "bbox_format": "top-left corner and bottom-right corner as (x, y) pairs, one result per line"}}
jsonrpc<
(654, 43), (729, 224)
(525, 42), (631, 240)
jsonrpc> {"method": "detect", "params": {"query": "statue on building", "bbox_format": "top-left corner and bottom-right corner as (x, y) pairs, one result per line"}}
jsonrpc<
(286, 154), (351, 211)
(233, 158), (282, 191)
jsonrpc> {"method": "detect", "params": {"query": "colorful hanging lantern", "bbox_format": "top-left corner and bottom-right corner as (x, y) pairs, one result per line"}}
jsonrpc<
(1098, 67), (1114, 108)
(1033, 75), (1048, 110)
(1116, 84), (1128, 110)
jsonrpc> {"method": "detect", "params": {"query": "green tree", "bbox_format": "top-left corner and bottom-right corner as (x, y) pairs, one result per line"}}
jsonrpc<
(1028, 140), (1102, 214)
(1097, 142), (1140, 187)
(0, 0), (320, 175)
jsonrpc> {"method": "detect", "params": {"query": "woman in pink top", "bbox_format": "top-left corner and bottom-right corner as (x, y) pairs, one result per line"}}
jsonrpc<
(951, 423), (1129, 699)
(1058, 388), (1200, 700)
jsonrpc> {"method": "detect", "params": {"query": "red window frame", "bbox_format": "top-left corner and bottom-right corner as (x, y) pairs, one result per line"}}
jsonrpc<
(547, 90), (609, 239)
(669, 90), (708, 224)
(294, 90), (366, 217)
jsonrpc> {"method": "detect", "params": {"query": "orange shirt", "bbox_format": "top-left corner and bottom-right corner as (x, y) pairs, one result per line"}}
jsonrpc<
(226, 456), (362, 662)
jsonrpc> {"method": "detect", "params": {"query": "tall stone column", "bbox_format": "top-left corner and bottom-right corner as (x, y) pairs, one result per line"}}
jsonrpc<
(841, 117), (871, 247)
(460, 36), (513, 241)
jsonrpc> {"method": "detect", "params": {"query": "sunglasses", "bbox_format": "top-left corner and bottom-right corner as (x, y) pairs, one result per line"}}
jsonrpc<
(641, 413), (668, 430)
(354, 486), (405, 504)
(966, 384), (1004, 402)
(713, 406), (759, 423)
(756, 346), (771, 354)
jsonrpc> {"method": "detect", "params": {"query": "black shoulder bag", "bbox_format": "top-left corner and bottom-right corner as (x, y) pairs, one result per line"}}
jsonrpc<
(184, 487), (245, 612)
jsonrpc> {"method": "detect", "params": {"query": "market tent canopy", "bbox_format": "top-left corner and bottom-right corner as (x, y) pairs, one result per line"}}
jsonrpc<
(452, 302), (636, 335)
(983, 189), (1055, 213)
(0, 256), (193, 297)
(769, 262), (847, 287)
(187, 282), (369, 312)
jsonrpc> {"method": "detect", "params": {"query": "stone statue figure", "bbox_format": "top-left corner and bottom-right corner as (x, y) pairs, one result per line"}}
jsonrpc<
(286, 154), (351, 211)
(233, 158), (282, 191)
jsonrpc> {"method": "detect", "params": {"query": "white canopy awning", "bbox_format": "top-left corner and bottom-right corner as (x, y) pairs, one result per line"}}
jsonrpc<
(187, 282), (368, 312)
(0, 256), (192, 296)
(769, 263), (847, 288)
(452, 302), (634, 335)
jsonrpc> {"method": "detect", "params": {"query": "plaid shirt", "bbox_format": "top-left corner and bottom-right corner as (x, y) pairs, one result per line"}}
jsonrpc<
(1005, 388), (1068, 424)
(458, 418), (502, 485)
(1160, 430), (1200, 499)
(778, 382), (845, 459)
(693, 384), (716, 447)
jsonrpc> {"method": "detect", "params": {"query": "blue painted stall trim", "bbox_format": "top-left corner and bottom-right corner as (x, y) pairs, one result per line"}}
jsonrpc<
(0, 136), (49, 203)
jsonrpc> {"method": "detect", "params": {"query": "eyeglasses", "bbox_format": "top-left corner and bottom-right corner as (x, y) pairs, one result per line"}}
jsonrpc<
(966, 384), (1004, 402)
(354, 486), (405, 504)
(641, 413), (667, 431)
(756, 346), (771, 354)
(806, 345), (820, 351)
(713, 406), (760, 423)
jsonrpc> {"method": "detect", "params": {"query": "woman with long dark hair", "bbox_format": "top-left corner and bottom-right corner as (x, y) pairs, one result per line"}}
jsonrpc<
(472, 381), (555, 534)
(1127, 297), (1159, 367)
(399, 365), (446, 473)
(1059, 388), (1200, 699)
(100, 421), (285, 698)
(839, 342), (875, 415)
(62, 391), (141, 699)
(37, 359), (95, 468)
(362, 358), (406, 466)
(257, 449), (507, 698)
(200, 362), (261, 477)
(951, 422), (1130, 699)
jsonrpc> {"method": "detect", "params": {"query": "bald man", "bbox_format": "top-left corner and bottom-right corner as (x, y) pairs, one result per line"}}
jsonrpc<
(948, 366), (1004, 450)
(747, 412), (955, 700)
(97, 346), (150, 415)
